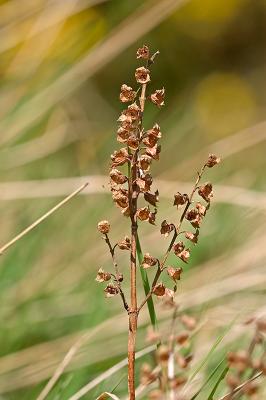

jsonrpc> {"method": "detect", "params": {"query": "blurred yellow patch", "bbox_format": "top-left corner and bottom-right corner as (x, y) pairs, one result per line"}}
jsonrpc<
(174, 0), (247, 38)
(194, 73), (256, 138)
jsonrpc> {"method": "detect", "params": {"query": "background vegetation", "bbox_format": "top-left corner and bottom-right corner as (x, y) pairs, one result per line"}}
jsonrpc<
(0, 0), (265, 398)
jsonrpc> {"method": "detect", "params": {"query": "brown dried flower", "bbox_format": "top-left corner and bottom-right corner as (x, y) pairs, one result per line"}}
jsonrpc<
(167, 266), (183, 282)
(153, 282), (166, 297)
(142, 253), (158, 269)
(136, 207), (150, 221)
(95, 268), (111, 283)
(185, 230), (199, 244)
(186, 208), (202, 228)
(136, 174), (153, 192)
(176, 353), (193, 369)
(146, 124), (162, 139)
(169, 376), (187, 389)
(140, 363), (157, 385)
(119, 84), (136, 103)
(173, 241), (185, 255)
(160, 220), (174, 237)
(148, 210), (157, 225)
(127, 136), (139, 150)
(118, 236), (131, 250)
(198, 182), (213, 202)
(139, 154), (152, 171)
(109, 168), (127, 184)
(111, 148), (129, 167)
(116, 127), (130, 143)
(118, 103), (141, 124)
(179, 248), (190, 263)
(112, 189), (128, 208)
(196, 202), (207, 216)
(135, 66), (150, 84)
(104, 284), (119, 298)
(142, 133), (159, 148)
(206, 154), (221, 168)
(97, 220), (110, 234)
(145, 144), (161, 160)
(150, 88), (165, 107)
(156, 344), (169, 363)
(161, 288), (176, 308)
(136, 45), (150, 60)
(144, 190), (159, 207)
(174, 192), (189, 208)
(176, 331), (189, 346)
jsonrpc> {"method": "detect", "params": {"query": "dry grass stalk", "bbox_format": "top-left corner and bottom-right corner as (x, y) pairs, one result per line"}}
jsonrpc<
(0, 182), (88, 255)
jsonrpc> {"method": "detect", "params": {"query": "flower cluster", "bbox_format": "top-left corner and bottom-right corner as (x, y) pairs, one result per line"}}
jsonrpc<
(140, 308), (197, 399)
(226, 317), (266, 398)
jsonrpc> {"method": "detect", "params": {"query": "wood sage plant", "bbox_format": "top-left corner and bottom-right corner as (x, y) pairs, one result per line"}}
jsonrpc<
(97, 45), (221, 399)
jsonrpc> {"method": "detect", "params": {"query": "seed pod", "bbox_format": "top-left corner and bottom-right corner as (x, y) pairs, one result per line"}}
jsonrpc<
(153, 282), (166, 297)
(206, 154), (221, 168)
(135, 66), (150, 84)
(136, 45), (150, 60)
(142, 253), (158, 269)
(150, 88), (165, 107)
(97, 220), (110, 234)
(95, 268), (111, 283)
(119, 84), (136, 103)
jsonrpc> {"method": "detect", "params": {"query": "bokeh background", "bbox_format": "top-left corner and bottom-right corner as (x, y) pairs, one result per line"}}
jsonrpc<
(0, 0), (265, 398)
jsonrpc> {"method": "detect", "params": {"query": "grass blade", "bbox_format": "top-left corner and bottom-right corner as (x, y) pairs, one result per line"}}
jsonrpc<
(207, 366), (229, 400)
(188, 316), (236, 383)
(190, 357), (226, 400)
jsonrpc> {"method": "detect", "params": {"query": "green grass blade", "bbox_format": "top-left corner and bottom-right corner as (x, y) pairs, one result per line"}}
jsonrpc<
(136, 233), (158, 329)
(207, 366), (229, 400)
(190, 358), (226, 400)
(188, 316), (236, 383)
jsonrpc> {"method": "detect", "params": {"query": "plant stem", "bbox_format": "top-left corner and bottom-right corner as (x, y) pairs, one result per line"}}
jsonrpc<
(128, 164), (138, 400)
(128, 68), (150, 399)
